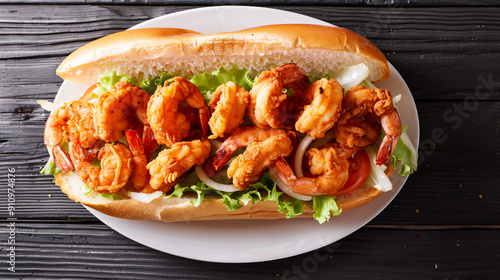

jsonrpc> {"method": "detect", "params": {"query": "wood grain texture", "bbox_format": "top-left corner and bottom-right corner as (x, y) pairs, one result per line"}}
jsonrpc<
(1, 0), (500, 6)
(0, 222), (499, 279)
(2, 3), (500, 223)
(1, 2), (499, 278)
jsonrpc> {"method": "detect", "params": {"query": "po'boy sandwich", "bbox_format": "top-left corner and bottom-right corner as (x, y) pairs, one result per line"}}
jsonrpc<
(41, 24), (417, 223)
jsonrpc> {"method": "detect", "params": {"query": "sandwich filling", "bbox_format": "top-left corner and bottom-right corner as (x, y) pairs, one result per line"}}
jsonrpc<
(41, 64), (417, 224)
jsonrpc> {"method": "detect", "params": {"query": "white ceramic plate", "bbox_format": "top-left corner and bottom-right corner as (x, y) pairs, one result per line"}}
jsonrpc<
(55, 6), (419, 263)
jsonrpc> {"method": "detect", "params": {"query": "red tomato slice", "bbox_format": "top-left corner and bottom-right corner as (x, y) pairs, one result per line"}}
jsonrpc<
(335, 149), (371, 195)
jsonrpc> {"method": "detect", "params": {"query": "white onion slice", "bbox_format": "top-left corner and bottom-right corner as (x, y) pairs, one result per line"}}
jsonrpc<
(194, 165), (239, 192)
(37, 100), (62, 112)
(365, 146), (392, 192)
(400, 132), (418, 171)
(294, 135), (314, 177)
(334, 63), (370, 90)
(126, 190), (164, 203)
(392, 94), (402, 104)
(268, 166), (312, 201)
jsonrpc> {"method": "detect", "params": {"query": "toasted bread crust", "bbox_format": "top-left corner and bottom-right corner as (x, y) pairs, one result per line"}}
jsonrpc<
(57, 25), (389, 85)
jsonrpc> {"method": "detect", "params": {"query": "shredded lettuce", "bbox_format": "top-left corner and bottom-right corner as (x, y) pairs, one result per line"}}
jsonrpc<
(312, 195), (342, 224)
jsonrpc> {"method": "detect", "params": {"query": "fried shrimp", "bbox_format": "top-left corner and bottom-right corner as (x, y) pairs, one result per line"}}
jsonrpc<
(295, 78), (343, 139)
(147, 139), (211, 192)
(70, 142), (133, 193)
(95, 81), (150, 142)
(273, 145), (352, 196)
(208, 82), (250, 139)
(147, 77), (209, 147)
(248, 63), (309, 129)
(334, 85), (402, 165)
(44, 100), (99, 172)
(228, 134), (293, 190)
(124, 130), (156, 193)
(206, 126), (290, 173)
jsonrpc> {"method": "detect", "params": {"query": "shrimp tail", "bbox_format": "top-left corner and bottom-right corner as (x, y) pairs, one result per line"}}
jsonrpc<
(273, 157), (320, 196)
(376, 108), (402, 165)
(142, 125), (156, 159)
(376, 134), (399, 165)
(211, 145), (235, 171)
(273, 157), (298, 183)
(125, 130), (144, 157)
(52, 145), (74, 172)
(199, 107), (210, 138)
(203, 157), (220, 176)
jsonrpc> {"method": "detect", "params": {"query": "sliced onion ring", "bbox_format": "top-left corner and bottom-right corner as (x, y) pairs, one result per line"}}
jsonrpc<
(294, 135), (314, 178)
(268, 165), (312, 201)
(126, 190), (164, 203)
(195, 165), (239, 192)
(365, 146), (392, 192)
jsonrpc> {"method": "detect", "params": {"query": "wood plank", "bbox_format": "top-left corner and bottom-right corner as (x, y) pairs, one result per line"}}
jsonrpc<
(0, 222), (498, 279)
(1, 0), (500, 6)
(1, 6), (499, 101)
(1, 4), (499, 225)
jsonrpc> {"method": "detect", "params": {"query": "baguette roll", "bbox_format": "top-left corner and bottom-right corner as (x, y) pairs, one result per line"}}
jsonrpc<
(49, 24), (396, 222)
(57, 24), (389, 85)
(55, 164), (392, 221)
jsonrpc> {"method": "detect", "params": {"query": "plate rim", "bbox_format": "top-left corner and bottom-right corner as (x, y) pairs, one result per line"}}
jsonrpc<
(54, 6), (420, 263)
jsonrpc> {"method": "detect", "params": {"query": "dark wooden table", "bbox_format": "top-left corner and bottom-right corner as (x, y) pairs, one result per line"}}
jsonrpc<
(1, 1), (499, 279)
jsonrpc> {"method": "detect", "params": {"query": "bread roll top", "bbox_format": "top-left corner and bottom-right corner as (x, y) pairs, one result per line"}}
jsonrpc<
(57, 24), (389, 85)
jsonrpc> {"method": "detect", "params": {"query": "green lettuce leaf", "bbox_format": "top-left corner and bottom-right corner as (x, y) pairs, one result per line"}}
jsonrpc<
(40, 158), (61, 175)
(190, 66), (255, 103)
(277, 197), (304, 219)
(97, 71), (136, 94)
(101, 193), (123, 201)
(96, 71), (174, 96)
(218, 192), (243, 211)
(83, 184), (122, 200)
(95, 66), (254, 102)
(215, 173), (281, 211)
(380, 125), (415, 176)
(168, 181), (210, 207)
(137, 73), (175, 95)
(312, 195), (342, 224)
(84, 185), (93, 196)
